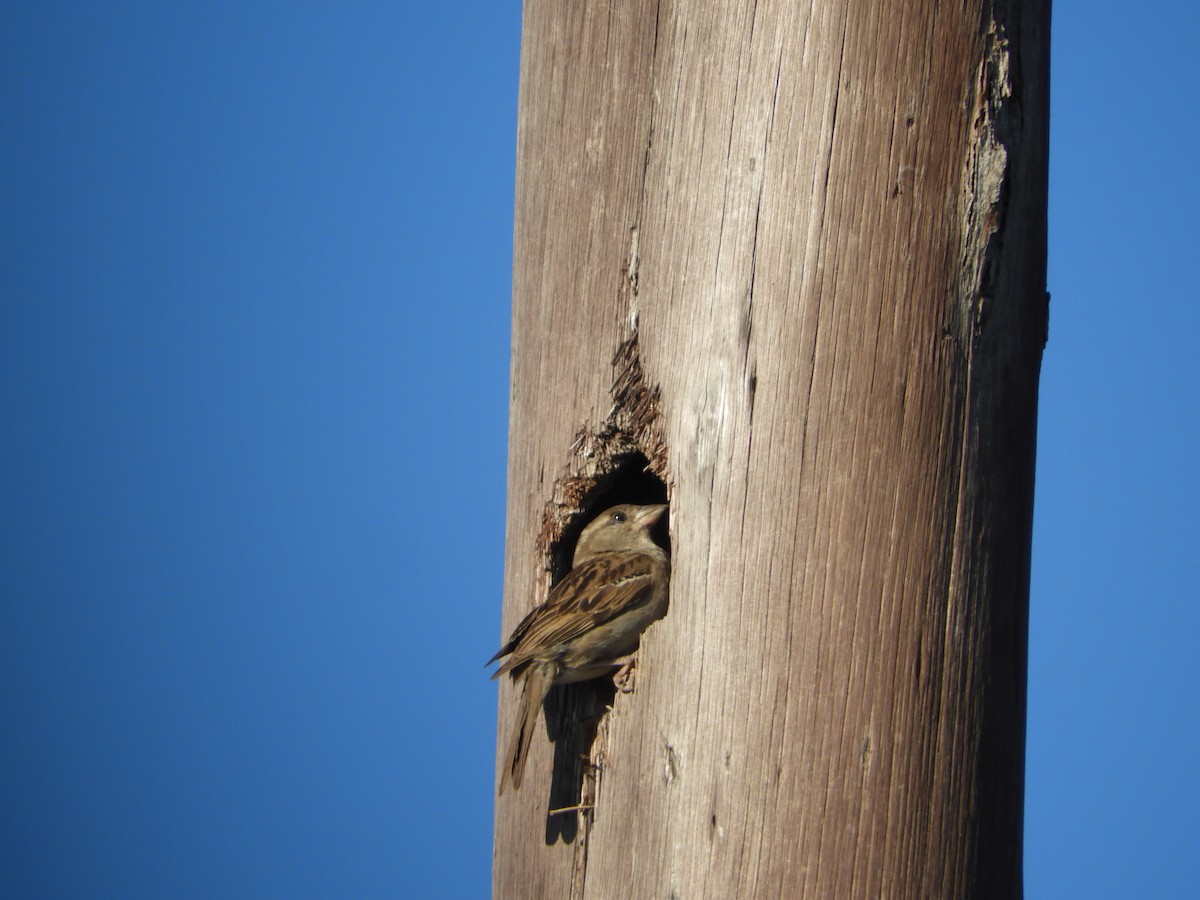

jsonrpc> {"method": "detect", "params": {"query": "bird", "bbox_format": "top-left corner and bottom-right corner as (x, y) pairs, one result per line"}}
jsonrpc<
(489, 503), (670, 794)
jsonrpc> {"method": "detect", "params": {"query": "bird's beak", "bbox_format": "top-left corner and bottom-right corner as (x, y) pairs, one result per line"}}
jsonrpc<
(634, 504), (668, 529)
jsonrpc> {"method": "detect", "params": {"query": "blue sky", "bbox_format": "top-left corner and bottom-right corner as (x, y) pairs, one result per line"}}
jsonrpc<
(2, 3), (1196, 897)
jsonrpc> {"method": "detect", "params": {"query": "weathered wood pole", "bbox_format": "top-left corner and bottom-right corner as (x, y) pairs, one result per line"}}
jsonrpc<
(494, 0), (1048, 896)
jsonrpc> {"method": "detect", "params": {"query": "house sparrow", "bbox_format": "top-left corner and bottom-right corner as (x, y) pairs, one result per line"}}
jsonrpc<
(489, 503), (670, 794)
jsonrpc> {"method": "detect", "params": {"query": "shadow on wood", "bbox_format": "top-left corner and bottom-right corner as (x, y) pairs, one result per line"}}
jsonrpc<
(542, 677), (617, 845)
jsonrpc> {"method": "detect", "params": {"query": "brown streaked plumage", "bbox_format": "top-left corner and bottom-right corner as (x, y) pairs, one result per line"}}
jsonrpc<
(489, 503), (670, 794)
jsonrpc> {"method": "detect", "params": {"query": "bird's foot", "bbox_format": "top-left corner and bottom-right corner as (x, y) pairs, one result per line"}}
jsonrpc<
(611, 656), (637, 693)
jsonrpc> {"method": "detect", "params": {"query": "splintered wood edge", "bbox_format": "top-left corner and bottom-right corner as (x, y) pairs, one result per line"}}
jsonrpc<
(536, 333), (670, 557)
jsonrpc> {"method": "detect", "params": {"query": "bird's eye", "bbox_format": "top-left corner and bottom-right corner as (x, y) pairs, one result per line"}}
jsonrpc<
(611, 511), (627, 523)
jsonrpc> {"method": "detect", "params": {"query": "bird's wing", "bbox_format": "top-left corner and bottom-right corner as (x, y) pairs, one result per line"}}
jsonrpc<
(485, 601), (543, 666)
(490, 551), (660, 678)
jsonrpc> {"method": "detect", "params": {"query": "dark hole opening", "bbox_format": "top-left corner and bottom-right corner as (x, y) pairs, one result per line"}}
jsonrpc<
(550, 451), (669, 581)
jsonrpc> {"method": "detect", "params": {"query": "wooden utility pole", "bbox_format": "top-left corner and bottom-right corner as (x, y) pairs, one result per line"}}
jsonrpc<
(493, 0), (1048, 896)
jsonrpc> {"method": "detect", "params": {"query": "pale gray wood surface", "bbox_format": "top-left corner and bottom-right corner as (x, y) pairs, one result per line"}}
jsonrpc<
(494, 0), (1048, 896)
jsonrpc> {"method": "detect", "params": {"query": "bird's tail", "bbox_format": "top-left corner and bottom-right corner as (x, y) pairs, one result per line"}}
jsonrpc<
(499, 663), (553, 794)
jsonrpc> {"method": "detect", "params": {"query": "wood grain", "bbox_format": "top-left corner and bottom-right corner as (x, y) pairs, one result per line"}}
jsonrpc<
(494, 0), (1048, 896)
